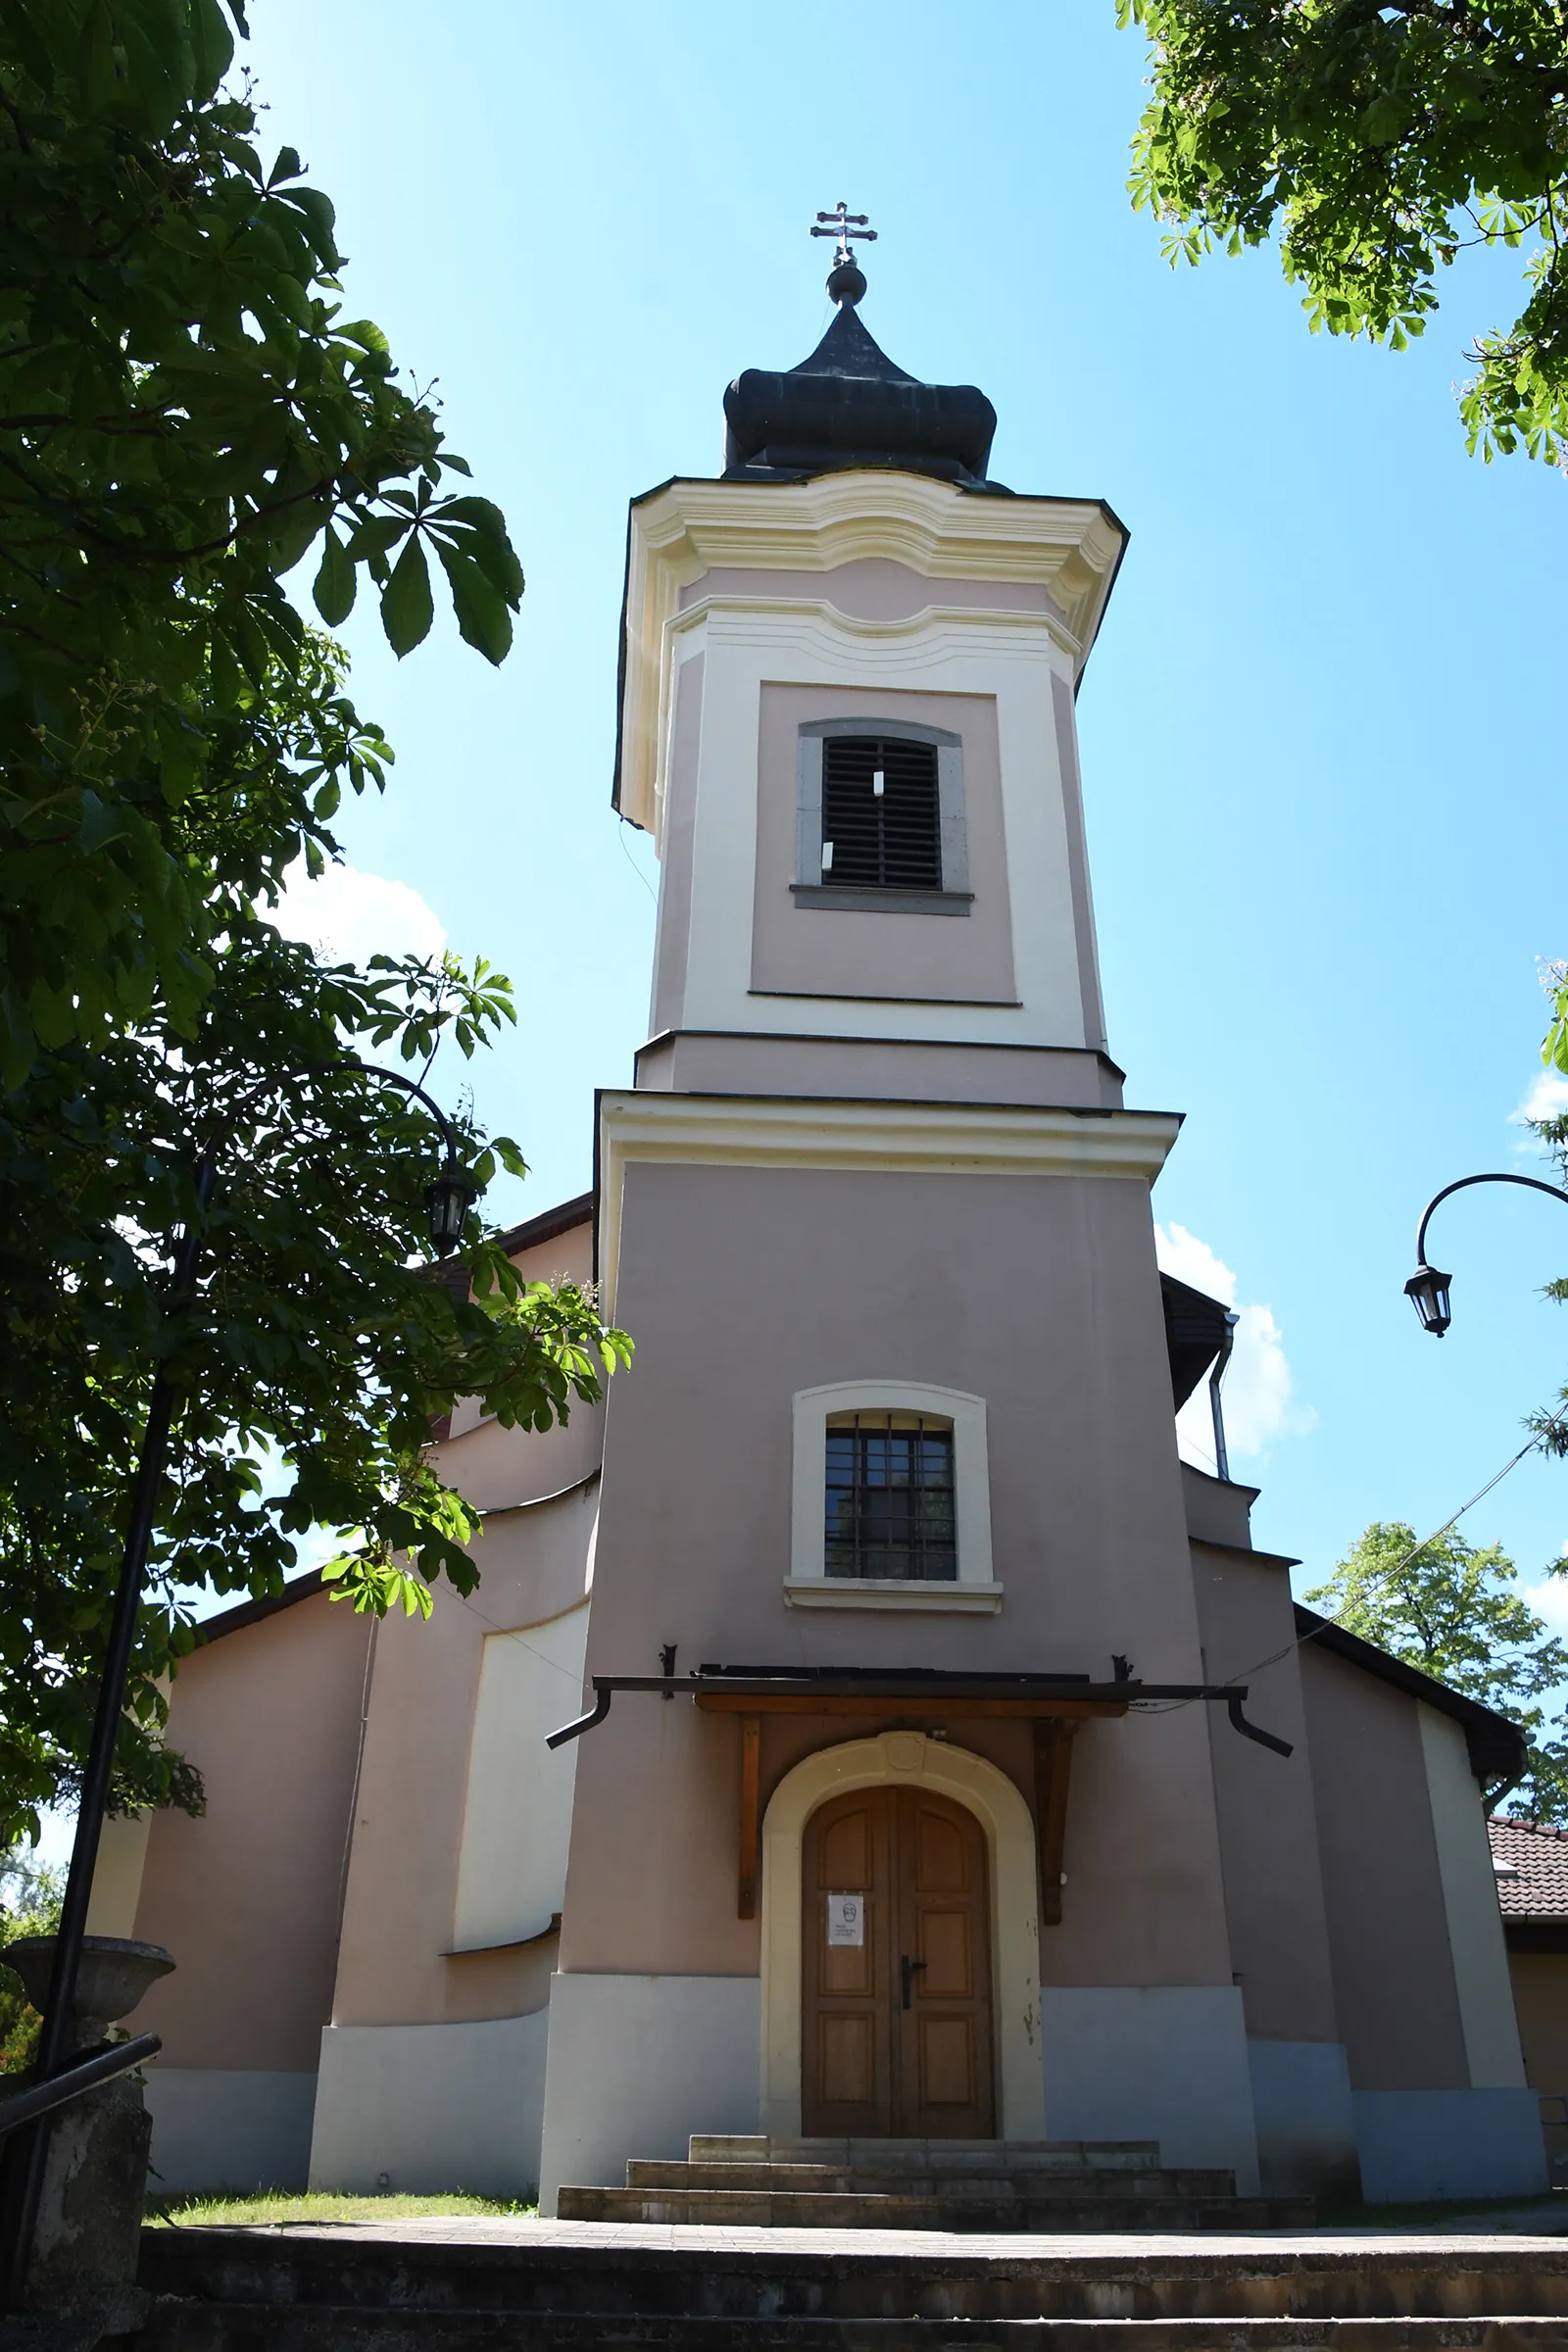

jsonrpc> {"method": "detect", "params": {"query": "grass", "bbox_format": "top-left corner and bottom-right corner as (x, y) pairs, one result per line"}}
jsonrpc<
(146, 2189), (537, 2229)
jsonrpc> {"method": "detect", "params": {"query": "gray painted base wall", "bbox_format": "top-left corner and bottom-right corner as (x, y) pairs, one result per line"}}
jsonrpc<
(1353, 2087), (1548, 2205)
(309, 2013), (549, 2200)
(1247, 2038), (1360, 2201)
(1041, 1986), (1260, 2194)
(144, 2069), (318, 2194)
(538, 1972), (761, 2217)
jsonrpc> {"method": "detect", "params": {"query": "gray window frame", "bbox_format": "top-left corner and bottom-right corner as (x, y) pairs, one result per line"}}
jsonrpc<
(793, 717), (971, 916)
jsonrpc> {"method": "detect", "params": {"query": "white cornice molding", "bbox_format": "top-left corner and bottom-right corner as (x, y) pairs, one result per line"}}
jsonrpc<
(673, 592), (1075, 661)
(618, 472), (1125, 835)
(597, 1090), (1179, 1318)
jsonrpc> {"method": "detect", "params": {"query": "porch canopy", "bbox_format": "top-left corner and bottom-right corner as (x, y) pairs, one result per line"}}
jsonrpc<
(548, 1663), (1291, 1923)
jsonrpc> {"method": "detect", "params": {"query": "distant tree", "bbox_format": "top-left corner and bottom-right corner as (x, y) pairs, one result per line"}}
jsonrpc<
(1115, 0), (1568, 466)
(1523, 1065), (1568, 1590)
(0, 1850), (66, 2073)
(1305, 1523), (1568, 1819)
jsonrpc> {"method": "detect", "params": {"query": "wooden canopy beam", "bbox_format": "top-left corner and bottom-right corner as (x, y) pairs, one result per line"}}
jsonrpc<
(738, 1714), (760, 1921)
(696, 1692), (1127, 1722)
(1033, 1717), (1079, 1928)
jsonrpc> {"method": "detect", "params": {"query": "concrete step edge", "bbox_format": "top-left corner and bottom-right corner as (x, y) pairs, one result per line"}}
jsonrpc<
(557, 2187), (1318, 2230)
(134, 2300), (1568, 2348)
(628, 2166), (1239, 2193)
(689, 2138), (1163, 2168)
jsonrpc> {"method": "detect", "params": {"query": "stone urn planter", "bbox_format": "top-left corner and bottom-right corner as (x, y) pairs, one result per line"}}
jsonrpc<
(0, 1935), (174, 2349)
(4, 1937), (173, 2051)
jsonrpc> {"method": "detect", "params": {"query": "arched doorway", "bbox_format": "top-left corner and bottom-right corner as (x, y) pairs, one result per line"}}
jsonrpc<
(802, 1782), (996, 2137)
(759, 1730), (1046, 2141)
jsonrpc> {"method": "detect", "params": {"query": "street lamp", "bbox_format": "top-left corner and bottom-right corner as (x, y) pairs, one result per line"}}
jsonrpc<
(426, 1153), (480, 1258)
(1404, 1261), (1454, 1338)
(0, 1057), (480, 2299)
(1406, 1171), (1568, 1338)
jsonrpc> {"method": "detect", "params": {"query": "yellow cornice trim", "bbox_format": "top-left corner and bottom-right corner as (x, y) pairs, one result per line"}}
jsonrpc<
(619, 472), (1124, 834)
(596, 1092), (1180, 1318)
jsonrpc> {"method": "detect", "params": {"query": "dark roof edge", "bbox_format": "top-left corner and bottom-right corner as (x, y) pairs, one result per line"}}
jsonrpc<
(1294, 1603), (1527, 1785)
(196, 1567), (327, 1645)
(493, 1192), (596, 1259)
(612, 502), (639, 821)
(622, 472), (1125, 518)
(1179, 1462), (1263, 1505)
(1189, 1535), (1300, 1569)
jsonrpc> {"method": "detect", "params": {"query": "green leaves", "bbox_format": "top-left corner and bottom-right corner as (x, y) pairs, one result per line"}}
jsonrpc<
(433, 538), (511, 663)
(380, 535), (433, 656)
(0, 0), (566, 1849)
(1544, 975), (1568, 1078)
(313, 527), (355, 626)
(1, 927), (632, 1843)
(318, 484), (523, 662)
(1, 0), (524, 1080)
(1117, 0), (1568, 464)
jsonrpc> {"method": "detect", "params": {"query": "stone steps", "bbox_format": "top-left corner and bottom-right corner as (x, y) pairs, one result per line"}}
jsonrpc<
(558, 2134), (1312, 2233)
(624, 2163), (1239, 2197)
(133, 2224), (1568, 2349)
(558, 2184), (1316, 2230)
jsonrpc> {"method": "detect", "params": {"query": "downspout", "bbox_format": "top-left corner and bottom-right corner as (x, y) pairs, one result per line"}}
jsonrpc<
(1209, 1309), (1240, 1483)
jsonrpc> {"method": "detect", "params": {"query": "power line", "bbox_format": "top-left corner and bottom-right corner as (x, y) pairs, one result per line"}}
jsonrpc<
(1144, 1404), (1568, 1714)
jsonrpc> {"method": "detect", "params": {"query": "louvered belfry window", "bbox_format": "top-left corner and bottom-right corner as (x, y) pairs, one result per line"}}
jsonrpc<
(824, 1413), (957, 1581)
(821, 735), (942, 893)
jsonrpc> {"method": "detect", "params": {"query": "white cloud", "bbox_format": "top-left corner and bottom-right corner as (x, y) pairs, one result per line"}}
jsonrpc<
(1155, 1222), (1317, 1473)
(1523, 1577), (1568, 1634)
(1506, 1069), (1568, 1158)
(267, 861), (448, 968)
(1515, 1072), (1568, 1126)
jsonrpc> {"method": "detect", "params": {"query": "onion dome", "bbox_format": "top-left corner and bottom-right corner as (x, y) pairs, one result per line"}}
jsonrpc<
(722, 254), (1001, 490)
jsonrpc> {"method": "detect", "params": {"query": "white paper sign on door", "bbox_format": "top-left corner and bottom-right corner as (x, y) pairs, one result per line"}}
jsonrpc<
(825, 1891), (865, 1947)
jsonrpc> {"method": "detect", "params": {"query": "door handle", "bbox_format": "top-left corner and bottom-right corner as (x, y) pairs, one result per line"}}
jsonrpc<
(900, 1955), (927, 2010)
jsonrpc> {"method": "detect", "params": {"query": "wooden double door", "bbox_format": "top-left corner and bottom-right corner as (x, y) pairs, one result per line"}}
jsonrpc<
(802, 1784), (996, 2138)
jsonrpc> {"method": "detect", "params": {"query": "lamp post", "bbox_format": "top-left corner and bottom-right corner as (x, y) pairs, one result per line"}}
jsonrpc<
(1405, 1171), (1568, 1338)
(0, 1059), (478, 2302)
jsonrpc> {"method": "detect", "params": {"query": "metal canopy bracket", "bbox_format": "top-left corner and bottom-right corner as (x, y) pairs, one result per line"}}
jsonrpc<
(547, 1666), (1292, 1754)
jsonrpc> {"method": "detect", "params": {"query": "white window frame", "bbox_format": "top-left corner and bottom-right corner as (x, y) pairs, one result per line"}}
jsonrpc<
(786, 1380), (1001, 1613)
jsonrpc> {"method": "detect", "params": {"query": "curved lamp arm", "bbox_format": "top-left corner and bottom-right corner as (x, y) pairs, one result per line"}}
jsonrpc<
(1406, 1171), (1568, 1337)
(194, 1054), (477, 1260)
(320, 1059), (477, 1259)
(206, 1053), (464, 1164)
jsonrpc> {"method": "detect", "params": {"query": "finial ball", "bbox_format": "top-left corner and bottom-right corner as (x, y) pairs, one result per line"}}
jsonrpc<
(826, 259), (866, 308)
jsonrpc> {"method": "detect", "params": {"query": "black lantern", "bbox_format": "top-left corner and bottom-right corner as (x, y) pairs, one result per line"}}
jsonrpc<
(1404, 1262), (1453, 1338)
(425, 1154), (479, 1258)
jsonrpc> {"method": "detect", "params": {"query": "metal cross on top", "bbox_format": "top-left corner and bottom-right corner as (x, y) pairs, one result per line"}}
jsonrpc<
(810, 202), (878, 268)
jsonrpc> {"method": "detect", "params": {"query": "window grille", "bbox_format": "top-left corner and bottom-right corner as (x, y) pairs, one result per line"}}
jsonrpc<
(824, 1413), (956, 1582)
(821, 735), (942, 893)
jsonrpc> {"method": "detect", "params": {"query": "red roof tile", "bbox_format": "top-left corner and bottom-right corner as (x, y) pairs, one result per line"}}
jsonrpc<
(1488, 1815), (1568, 1918)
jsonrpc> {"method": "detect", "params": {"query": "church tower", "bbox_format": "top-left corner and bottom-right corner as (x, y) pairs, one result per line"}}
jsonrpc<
(538, 219), (1283, 2200)
(119, 216), (1544, 2224)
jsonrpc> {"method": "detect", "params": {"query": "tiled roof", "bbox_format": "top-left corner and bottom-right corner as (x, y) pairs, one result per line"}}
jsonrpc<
(1488, 1815), (1568, 1918)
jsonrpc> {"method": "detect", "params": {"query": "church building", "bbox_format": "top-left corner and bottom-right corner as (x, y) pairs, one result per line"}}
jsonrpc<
(99, 226), (1547, 2219)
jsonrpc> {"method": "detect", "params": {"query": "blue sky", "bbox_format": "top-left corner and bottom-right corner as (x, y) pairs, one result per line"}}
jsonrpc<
(249, 0), (1568, 1618)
